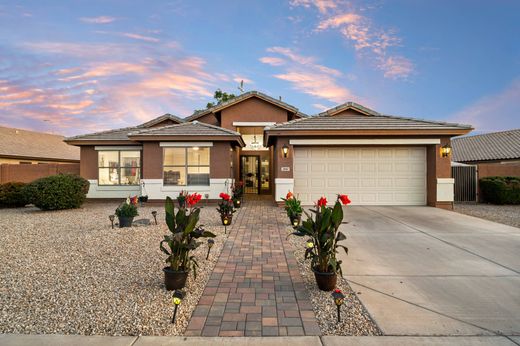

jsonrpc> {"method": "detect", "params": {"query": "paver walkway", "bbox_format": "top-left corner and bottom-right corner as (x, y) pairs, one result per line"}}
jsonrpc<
(186, 196), (320, 337)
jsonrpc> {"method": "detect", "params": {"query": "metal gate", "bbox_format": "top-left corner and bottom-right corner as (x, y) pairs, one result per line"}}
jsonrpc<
(452, 164), (477, 202)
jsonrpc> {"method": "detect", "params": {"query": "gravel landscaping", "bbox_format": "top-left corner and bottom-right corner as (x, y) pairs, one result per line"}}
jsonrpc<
(454, 203), (520, 228)
(0, 202), (230, 336)
(282, 218), (382, 336)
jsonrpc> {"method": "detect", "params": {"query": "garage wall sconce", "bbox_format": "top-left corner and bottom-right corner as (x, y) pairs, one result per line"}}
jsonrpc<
(440, 143), (452, 158)
(282, 144), (289, 158)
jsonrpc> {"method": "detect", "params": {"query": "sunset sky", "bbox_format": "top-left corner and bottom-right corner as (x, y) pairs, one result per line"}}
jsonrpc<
(1, 0), (519, 136)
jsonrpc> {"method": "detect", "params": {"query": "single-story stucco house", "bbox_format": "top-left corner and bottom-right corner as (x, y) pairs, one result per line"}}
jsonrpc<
(65, 91), (472, 209)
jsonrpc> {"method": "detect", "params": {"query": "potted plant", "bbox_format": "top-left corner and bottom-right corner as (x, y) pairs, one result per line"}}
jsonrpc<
(231, 181), (244, 208)
(115, 197), (139, 227)
(289, 194), (351, 291)
(281, 191), (302, 227)
(217, 192), (235, 226)
(160, 193), (215, 290)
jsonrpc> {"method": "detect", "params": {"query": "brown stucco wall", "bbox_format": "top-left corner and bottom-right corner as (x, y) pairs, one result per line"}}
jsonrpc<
(80, 146), (98, 179)
(0, 163), (80, 183)
(220, 98), (290, 130)
(142, 142), (163, 179)
(273, 137), (293, 179)
(210, 142), (233, 178)
(195, 113), (220, 126)
(477, 161), (520, 178)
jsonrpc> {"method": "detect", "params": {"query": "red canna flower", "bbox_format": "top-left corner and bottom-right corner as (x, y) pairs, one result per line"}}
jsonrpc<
(338, 194), (351, 205)
(186, 193), (202, 207)
(130, 195), (138, 205)
(286, 191), (294, 200)
(219, 192), (231, 201)
(316, 197), (327, 208)
(334, 289), (342, 294)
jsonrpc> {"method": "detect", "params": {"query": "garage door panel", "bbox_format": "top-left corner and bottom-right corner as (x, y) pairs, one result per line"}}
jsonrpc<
(294, 146), (426, 206)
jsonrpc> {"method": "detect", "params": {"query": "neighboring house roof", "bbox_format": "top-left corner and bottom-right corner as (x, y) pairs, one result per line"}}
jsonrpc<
(137, 113), (184, 127)
(318, 102), (380, 116)
(452, 129), (520, 163)
(128, 121), (245, 146)
(0, 126), (79, 161)
(185, 90), (301, 122)
(267, 113), (471, 131)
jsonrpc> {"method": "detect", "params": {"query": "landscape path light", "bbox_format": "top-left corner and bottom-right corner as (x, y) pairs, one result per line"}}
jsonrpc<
(222, 215), (231, 234)
(331, 289), (346, 322)
(171, 289), (185, 324)
(206, 238), (215, 260)
(151, 210), (158, 225)
(109, 215), (115, 229)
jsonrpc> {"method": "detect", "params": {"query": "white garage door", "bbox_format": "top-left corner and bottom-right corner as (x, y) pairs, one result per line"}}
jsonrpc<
(293, 146), (427, 205)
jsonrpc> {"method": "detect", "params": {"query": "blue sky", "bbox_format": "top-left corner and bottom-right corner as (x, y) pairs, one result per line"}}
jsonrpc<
(0, 0), (519, 135)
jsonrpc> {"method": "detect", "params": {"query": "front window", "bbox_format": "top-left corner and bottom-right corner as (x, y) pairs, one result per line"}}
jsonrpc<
(98, 150), (141, 185)
(163, 147), (210, 186)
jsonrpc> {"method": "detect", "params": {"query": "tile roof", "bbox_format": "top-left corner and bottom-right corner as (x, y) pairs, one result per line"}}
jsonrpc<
(0, 126), (79, 161)
(317, 102), (380, 116)
(137, 113), (184, 127)
(267, 113), (472, 131)
(128, 121), (242, 137)
(452, 129), (520, 163)
(185, 90), (300, 121)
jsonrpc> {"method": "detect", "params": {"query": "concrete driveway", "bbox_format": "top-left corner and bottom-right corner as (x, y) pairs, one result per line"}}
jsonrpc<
(337, 206), (520, 338)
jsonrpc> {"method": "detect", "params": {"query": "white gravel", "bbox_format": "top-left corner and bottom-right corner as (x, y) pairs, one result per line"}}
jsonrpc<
(0, 202), (229, 336)
(454, 203), (520, 228)
(282, 217), (382, 336)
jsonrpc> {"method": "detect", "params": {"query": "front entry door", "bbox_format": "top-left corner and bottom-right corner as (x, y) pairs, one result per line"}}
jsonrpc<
(240, 155), (260, 194)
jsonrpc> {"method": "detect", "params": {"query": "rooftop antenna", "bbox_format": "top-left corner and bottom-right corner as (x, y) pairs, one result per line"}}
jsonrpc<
(279, 96), (282, 101)
(237, 80), (244, 93)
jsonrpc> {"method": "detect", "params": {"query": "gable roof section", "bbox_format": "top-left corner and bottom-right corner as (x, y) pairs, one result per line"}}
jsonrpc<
(138, 113), (184, 127)
(319, 102), (380, 116)
(452, 129), (520, 163)
(185, 91), (300, 122)
(0, 126), (79, 161)
(128, 121), (245, 146)
(267, 113), (471, 131)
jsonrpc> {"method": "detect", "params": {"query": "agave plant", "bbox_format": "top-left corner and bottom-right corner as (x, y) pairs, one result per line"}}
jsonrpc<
(290, 195), (351, 274)
(160, 196), (215, 277)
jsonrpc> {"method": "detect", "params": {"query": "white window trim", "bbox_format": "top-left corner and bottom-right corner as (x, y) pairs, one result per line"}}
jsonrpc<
(233, 122), (276, 127)
(289, 139), (441, 145)
(160, 142), (213, 147)
(95, 146), (142, 150)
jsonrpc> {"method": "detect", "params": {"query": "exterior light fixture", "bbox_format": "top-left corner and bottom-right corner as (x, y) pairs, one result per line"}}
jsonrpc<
(306, 240), (314, 249)
(206, 239), (215, 260)
(292, 217), (299, 227)
(222, 215), (231, 234)
(331, 289), (346, 322)
(204, 193), (209, 206)
(192, 146), (199, 151)
(282, 144), (289, 158)
(171, 289), (185, 324)
(109, 214), (115, 229)
(440, 143), (452, 158)
(152, 211), (158, 225)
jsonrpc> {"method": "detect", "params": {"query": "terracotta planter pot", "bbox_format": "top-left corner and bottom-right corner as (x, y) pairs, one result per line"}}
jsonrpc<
(312, 267), (337, 291)
(163, 267), (189, 290)
(118, 216), (134, 228)
(289, 214), (301, 227)
(221, 214), (233, 226)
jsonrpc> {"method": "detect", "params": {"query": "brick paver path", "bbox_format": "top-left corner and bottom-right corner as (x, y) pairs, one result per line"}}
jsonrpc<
(186, 196), (321, 337)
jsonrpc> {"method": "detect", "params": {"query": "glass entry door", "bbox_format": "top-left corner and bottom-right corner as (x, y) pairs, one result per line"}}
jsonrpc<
(240, 155), (260, 194)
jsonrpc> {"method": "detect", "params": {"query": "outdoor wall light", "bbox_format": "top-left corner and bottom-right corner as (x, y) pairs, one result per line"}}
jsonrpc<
(282, 144), (289, 158)
(440, 143), (452, 158)
(331, 289), (346, 322)
(151, 211), (158, 225)
(109, 214), (115, 229)
(171, 289), (185, 324)
(206, 238), (215, 260)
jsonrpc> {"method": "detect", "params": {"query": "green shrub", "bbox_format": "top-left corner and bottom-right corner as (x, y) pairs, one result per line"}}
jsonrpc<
(0, 182), (29, 208)
(479, 176), (520, 205)
(25, 174), (90, 210)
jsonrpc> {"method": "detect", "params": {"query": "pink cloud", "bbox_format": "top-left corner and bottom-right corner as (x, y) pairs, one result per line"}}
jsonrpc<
(259, 56), (286, 66)
(79, 16), (116, 24)
(317, 13), (360, 30)
(378, 56), (414, 80)
(260, 47), (356, 104)
(290, 0), (338, 14)
(450, 79), (520, 132)
(122, 33), (160, 43)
